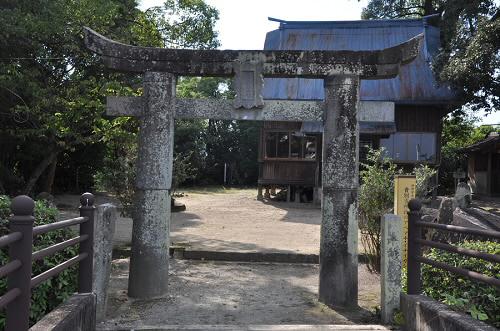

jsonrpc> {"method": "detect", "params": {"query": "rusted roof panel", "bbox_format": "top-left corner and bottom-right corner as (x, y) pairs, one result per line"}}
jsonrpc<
(262, 17), (456, 103)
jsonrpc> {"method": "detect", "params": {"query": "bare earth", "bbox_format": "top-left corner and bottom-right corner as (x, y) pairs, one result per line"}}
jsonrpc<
(57, 188), (364, 255)
(57, 188), (324, 254)
(99, 259), (380, 330)
(170, 189), (322, 254)
(56, 189), (382, 328)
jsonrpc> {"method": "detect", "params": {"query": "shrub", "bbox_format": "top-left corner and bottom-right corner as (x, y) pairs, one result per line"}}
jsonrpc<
(359, 148), (399, 272)
(0, 196), (78, 328)
(359, 149), (438, 272)
(415, 164), (437, 199)
(421, 240), (500, 328)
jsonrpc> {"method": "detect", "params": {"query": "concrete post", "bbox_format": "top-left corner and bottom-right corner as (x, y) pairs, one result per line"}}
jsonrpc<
(93, 203), (117, 321)
(319, 75), (360, 308)
(128, 72), (175, 298)
(381, 214), (403, 324)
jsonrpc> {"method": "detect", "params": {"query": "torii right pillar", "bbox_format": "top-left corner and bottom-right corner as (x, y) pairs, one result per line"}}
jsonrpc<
(320, 74), (360, 308)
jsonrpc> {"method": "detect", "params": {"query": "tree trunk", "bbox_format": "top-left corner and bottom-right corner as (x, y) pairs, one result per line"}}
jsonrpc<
(23, 150), (59, 195)
(42, 155), (58, 193)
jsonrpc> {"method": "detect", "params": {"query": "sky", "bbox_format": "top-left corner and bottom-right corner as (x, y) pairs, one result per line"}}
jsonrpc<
(138, 0), (499, 124)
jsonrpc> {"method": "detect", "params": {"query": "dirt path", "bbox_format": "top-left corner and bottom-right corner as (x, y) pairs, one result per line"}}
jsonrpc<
(170, 189), (322, 254)
(56, 188), (368, 255)
(100, 259), (380, 329)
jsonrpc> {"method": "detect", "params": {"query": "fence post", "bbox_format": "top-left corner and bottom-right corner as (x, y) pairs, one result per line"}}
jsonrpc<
(79, 192), (95, 293)
(7, 195), (35, 331)
(407, 198), (422, 295)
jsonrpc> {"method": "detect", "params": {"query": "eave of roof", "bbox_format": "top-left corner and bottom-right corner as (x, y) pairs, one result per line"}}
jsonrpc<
(262, 15), (457, 103)
(463, 136), (500, 152)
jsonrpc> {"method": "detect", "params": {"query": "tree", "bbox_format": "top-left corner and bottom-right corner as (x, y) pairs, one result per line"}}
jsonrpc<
(0, 0), (151, 194)
(362, 0), (499, 112)
(439, 113), (498, 193)
(0, 0), (220, 195)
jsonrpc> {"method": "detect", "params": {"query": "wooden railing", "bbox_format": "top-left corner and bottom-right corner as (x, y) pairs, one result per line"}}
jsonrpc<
(406, 198), (500, 295)
(0, 193), (95, 330)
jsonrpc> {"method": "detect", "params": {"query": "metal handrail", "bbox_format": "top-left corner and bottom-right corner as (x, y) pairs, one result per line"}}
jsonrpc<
(0, 260), (22, 278)
(32, 216), (88, 236)
(416, 256), (500, 288)
(32, 235), (88, 261)
(415, 220), (500, 239)
(1, 193), (95, 330)
(30, 253), (88, 289)
(406, 198), (500, 295)
(0, 232), (22, 249)
(0, 288), (21, 310)
(415, 238), (500, 264)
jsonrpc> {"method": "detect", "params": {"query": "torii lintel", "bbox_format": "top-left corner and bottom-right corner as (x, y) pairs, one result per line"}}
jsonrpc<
(83, 27), (422, 80)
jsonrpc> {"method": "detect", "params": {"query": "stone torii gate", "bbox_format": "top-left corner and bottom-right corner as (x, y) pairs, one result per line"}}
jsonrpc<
(84, 27), (421, 308)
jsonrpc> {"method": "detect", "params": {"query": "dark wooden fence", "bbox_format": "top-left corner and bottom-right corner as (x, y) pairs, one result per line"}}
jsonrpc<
(406, 198), (500, 295)
(0, 193), (95, 330)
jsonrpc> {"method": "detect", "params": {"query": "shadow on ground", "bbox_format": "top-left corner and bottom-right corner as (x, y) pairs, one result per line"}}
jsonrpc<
(100, 259), (380, 329)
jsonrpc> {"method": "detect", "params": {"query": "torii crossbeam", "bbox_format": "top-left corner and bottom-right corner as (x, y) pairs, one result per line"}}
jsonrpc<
(84, 27), (422, 308)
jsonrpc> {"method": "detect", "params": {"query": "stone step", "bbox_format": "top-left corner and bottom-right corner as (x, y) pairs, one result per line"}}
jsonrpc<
(98, 325), (396, 331)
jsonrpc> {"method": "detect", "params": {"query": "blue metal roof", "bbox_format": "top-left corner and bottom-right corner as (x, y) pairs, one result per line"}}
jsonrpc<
(262, 16), (456, 103)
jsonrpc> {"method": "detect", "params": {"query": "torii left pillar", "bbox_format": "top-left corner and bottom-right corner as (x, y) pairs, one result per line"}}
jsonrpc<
(320, 75), (360, 307)
(128, 72), (175, 298)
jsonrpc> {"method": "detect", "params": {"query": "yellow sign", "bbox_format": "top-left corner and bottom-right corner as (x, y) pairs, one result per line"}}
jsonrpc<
(394, 175), (416, 267)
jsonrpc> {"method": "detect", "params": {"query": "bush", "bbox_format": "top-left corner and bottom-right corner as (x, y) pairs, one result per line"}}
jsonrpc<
(0, 196), (78, 328)
(359, 148), (399, 272)
(422, 240), (500, 328)
(359, 148), (438, 272)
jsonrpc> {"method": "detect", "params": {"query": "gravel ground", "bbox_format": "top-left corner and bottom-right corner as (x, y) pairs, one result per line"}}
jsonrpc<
(99, 259), (381, 330)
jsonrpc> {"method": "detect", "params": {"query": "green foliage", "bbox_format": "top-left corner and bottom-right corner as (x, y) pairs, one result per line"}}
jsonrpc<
(422, 241), (500, 327)
(415, 164), (437, 198)
(0, 196), (78, 328)
(362, 0), (499, 112)
(439, 113), (498, 194)
(359, 148), (400, 272)
(144, 0), (220, 49)
(0, 0), (220, 196)
(359, 148), (438, 271)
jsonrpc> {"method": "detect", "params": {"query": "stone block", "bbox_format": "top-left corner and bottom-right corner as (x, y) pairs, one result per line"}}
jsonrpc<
(437, 198), (454, 225)
(93, 203), (117, 322)
(455, 182), (472, 209)
(401, 293), (497, 331)
(380, 214), (402, 324)
(30, 293), (96, 331)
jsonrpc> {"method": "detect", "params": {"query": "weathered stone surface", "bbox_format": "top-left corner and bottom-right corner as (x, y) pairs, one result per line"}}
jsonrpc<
(176, 98), (323, 122)
(84, 27), (423, 79)
(128, 72), (174, 298)
(322, 75), (359, 190)
(401, 294), (498, 331)
(93, 203), (116, 322)
(438, 197), (454, 225)
(319, 75), (359, 308)
(107, 97), (394, 124)
(455, 182), (472, 209)
(129, 189), (171, 298)
(380, 214), (402, 324)
(135, 72), (175, 190)
(106, 96), (144, 117)
(30, 293), (96, 331)
(233, 59), (264, 109)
